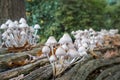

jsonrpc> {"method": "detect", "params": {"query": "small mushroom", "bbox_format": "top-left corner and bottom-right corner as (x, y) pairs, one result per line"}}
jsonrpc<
(34, 24), (40, 35)
(19, 23), (29, 32)
(42, 46), (50, 58)
(67, 49), (79, 64)
(58, 33), (73, 45)
(45, 36), (57, 56)
(20, 31), (27, 47)
(55, 46), (66, 65)
(0, 24), (8, 30)
(5, 19), (12, 26)
(78, 46), (87, 56)
(19, 18), (26, 24)
(49, 55), (57, 63)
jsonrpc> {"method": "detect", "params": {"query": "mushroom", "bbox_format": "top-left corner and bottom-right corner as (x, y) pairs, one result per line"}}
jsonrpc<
(58, 33), (73, 45)
(19, 22), (29, 31)
(49, 54), (57, 77)
(42, 46), (56, 77)
(55, 46), (66, 65)
(2, 32), (8, 40)
(19, 18), (26, 24)
(5, 19), (13, 26)
(6, 29), (18, 47)
(28, 27), (35, 45)
(8, 22), (15, 28)
(20, 31), (27, 47)
(0, 24), (8, 30)
(34, 24), (40, 36)
(45, 36), (57, 55)
(78, 46), (87, 56)
(42, 46), (50, 58)
(67, 49), (79, 64)
(5, 36), (13, 47)
(49, 55), (57, 63)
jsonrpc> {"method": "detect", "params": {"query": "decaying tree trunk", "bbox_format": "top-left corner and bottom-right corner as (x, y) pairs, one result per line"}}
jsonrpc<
(0, 47), (120, 80)
(0, 0), (26, 24)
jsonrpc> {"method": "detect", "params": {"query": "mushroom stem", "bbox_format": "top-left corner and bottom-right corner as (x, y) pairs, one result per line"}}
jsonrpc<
(51, 46), (54, 55)
(34, 29), (38, 36)
(51, 63), (56, 79)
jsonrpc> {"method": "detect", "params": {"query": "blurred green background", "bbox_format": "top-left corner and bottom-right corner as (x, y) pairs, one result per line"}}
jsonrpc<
(25, 0), (120, 43)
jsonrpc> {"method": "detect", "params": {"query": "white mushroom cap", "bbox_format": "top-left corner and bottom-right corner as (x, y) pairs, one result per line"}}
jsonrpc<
(82, 43), (88, 48)
(49, 55), (57, 62)
(78, 46), (86, 53)
(79, 51), (87, 56)
(45, 36), (57, 46)
(34, 24), (40, 29)
(55, 46), (66, 57)
(8, 22), (15, 28)
(14, 20), (19, 25)
(58, 33), (72, 44)
(19, 23), (29, 28)
(19, 18), (26, 23)
(42, 46), (50, 55)
(5, 19), (12, 25)
(20, 31), (26, 35)
(67, 49), (79, 59)
(0, 24), (8, 29)
(109, 29), (118, 35)
(89, 28), (94, 32)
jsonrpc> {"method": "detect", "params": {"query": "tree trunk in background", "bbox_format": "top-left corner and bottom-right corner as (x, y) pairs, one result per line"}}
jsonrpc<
(0, 0), (26, 24)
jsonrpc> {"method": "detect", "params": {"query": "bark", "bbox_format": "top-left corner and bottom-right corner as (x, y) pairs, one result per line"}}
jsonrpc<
(0, 47), (43, 72)
(22, 65), (52, 80)
(0, 47), (120, 80)
(56, 57), (120, 80)
(0, 0), (26, 24)
(0, 58), (48, 80)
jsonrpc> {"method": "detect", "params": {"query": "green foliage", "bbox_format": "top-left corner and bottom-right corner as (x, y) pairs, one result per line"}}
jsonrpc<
(25, 0), (120, 43)
(25, 0), (61, 43)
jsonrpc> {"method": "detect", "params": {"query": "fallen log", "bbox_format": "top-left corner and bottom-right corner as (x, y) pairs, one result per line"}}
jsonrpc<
(56, 57), (120, 80)
(22, 65), (52, 80)
(0, 47), (42, 62)
(0, 48), (8, 54)
(0, 58), (48, 80)
(0, 47), (43, 72)
(95, 64), (120, 80)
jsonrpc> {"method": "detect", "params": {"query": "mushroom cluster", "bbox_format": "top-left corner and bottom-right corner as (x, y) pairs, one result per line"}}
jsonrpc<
(72, 28), (119, 51)
(42, 28), (119, 76)
(42, 33), (84, 76)
(0, 18), (40, 49)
